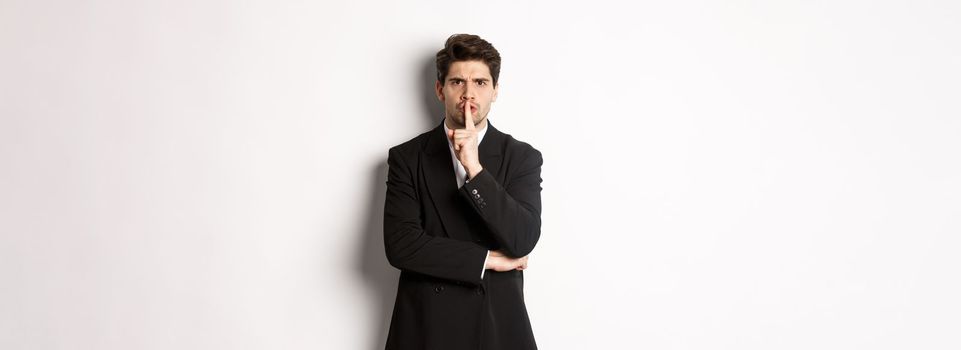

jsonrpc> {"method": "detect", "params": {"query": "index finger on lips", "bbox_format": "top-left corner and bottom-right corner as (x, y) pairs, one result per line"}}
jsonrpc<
(464, 101), (475, 131)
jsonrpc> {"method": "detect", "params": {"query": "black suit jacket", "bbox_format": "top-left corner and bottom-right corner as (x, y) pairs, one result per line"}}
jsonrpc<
(383, 120), (542, 350)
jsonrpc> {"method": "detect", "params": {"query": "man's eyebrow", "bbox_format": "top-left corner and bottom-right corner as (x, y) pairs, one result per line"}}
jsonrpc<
(447, 76), (491, 81)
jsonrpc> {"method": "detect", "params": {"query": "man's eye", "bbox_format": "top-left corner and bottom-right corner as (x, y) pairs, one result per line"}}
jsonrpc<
(451, 80), (463, 85)
(477, 81), (487, 86)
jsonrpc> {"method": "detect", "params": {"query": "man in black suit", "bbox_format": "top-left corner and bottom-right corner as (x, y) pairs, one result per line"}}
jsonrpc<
(383, 34), (543, 350)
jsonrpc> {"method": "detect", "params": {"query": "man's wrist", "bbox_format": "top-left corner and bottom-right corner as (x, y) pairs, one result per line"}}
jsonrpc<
(466, 164), (483, 179)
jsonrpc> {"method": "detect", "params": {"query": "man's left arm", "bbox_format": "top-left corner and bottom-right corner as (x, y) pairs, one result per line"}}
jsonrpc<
(461, 148), (543, 258)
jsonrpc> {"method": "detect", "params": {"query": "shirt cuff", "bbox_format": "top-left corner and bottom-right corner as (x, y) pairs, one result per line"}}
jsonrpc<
(480, 250), (490, 279)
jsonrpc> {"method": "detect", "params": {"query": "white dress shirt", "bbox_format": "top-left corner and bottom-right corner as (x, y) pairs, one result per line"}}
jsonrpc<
(443, 118), (490, 279)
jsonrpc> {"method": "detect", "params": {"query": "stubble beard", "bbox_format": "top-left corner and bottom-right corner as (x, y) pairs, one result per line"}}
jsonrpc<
(447, 110), (485, 129)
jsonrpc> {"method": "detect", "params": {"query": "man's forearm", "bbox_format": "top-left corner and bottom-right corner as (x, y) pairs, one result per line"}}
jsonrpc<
(460, 155), (543, 258)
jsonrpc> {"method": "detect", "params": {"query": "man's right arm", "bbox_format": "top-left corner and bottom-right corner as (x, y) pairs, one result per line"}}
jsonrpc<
(383, 147), (489, 285)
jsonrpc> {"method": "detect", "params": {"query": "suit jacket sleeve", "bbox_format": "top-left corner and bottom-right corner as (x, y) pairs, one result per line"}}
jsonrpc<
(460, 146), (543, 258)
(383, 147), (489, 285)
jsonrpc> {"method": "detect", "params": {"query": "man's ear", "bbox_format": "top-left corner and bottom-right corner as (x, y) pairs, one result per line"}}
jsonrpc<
(435, 80), (444, 101)
(492, 83), (499, 102)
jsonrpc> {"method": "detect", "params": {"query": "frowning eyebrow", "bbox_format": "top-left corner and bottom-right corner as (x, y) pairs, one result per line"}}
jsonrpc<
(447, 77), (491, 83)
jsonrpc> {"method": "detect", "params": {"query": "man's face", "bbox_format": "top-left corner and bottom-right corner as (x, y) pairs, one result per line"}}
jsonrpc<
(435, 60), (498, 129)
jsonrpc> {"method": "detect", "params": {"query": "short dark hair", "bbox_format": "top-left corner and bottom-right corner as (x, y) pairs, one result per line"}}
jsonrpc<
(436, 34), (501, 86)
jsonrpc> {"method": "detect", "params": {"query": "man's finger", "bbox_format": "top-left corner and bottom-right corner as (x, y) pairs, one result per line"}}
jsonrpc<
(464, 101), (475, 130)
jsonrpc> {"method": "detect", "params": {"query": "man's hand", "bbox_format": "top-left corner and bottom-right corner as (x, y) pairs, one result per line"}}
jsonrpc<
(485, 250), (529, 272)
(447, 101), (483, 178)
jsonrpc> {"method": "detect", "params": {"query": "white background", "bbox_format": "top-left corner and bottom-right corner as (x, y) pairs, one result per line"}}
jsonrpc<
(2, 0), (959, 349)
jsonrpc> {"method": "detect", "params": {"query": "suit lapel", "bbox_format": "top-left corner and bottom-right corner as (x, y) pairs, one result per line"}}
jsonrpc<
(478, 122), (504, 179)
(423, 120), (505, 241)
(423, 122), (471, 240)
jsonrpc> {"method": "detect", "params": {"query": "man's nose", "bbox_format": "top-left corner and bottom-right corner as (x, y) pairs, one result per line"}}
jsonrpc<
(461, 83), (475, 100)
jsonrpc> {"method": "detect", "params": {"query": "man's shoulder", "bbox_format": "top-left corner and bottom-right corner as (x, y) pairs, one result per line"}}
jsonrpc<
(496, 129), (542, 161)
(387, 127), (436, 157)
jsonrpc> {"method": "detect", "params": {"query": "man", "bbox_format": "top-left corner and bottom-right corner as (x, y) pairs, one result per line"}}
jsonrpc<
(383, 34), (543, 350)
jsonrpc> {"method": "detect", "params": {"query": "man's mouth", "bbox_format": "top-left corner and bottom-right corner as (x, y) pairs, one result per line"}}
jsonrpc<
(459, 103), (477, 113)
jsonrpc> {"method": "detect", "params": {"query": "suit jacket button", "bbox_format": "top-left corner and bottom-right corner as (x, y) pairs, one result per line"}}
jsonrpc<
(474, 193), (481, 199)
(434, 286), (444, 293)
(471, 189), (478, 195)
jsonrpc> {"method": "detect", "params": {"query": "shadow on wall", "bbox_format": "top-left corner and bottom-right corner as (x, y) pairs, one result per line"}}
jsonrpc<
(355, 159), (395, 350)
(356, 52), (441, 350)
(419, 52), (445, 129)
